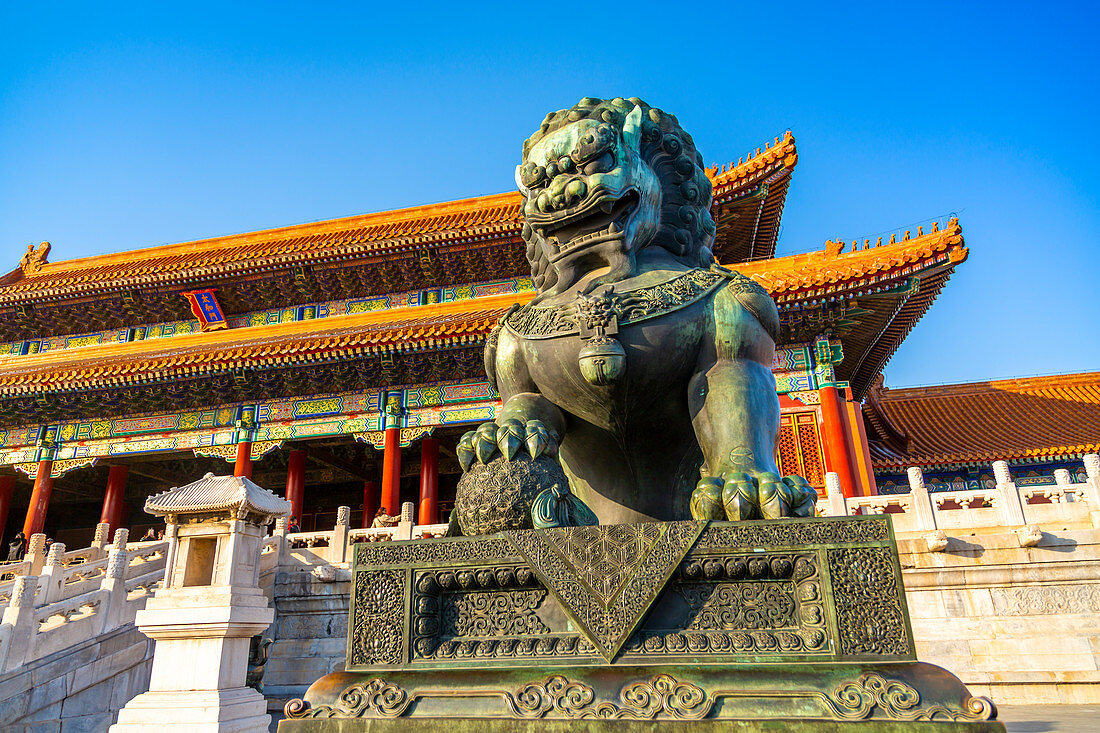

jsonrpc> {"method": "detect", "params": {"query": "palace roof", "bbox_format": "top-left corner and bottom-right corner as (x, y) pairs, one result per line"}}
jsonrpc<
(0, 221), (963, 427)
(739, 218), (967, 398)
(864, 371), (1100, 469)
(0, 134), (797, 340)
(0, 294), (516, 395)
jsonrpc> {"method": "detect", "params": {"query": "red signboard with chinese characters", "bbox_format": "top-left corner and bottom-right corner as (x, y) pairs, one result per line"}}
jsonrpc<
(181, 289), (227, 331)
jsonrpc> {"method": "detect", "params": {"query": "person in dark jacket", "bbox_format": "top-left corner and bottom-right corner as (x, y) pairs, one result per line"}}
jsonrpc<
(6, 531), (26, 562)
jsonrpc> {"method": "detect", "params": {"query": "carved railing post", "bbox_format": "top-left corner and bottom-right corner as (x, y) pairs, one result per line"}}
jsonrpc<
(1048, 469), (1072, 504)
(112, 527), (129, 552)
(42, 541), (67, 604)
(1083, 453), (1100, 507)
(162, 523), (179, 588)
(25, 533), (47, 576)
(993, 460), (1026, 526)
(100, 547), (131, 631)
(90, 521), (111, 558)
(824, 473), (847, 517)
(0, 575), (39, 672)
(333, 506), (351, 563)
(272, 516), (289, 566)
(907, 467), (938, 532)
(395, 501), (416, 540)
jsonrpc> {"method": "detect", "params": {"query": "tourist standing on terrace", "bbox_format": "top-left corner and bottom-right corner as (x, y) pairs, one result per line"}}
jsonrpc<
(7, 531), (25, 561)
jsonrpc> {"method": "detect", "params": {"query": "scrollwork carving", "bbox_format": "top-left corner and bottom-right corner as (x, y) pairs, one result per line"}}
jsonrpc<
(628, 551), (826, 657)
(284, 678), (412, 719)
(823, 673), (996, 722)
(692, 517), (889, 552)
(356, 537), (515, 566)
(504, 674), (713, 720)
(441, 589), (550, 637)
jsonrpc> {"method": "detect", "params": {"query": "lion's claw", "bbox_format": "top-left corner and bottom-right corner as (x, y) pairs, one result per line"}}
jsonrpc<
(458, 419), (559, 471)
(784, 475), (818, 516)
(474, 423), (498, 464)
(690, 476), (724, 519)
(692, 470), (816, 521)
(456, 430), (476, 472)
(525, 420), (551, 460)
(497, 419), (524, 461)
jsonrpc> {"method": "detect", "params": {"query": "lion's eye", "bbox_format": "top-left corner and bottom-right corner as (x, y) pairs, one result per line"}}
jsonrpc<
(571, 124), (616, 167)
(520, 162), (547, 189)
(582, 151), (615, 176)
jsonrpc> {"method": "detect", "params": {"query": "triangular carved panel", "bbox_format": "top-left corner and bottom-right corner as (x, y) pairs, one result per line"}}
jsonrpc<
(505, 521), (705, 661)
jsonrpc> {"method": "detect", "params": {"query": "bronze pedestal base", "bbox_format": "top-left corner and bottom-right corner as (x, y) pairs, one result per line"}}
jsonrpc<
(278, 517), (1002, 731)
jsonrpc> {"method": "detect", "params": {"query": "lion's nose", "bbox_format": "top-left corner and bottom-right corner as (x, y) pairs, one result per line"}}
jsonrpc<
(547, 177), (587, 211)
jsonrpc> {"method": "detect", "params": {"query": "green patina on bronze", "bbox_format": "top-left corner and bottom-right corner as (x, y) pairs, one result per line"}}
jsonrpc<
(278, 100), (1002, 733)
(449, 98), (814, 534)
(279, 516), (1001, 730)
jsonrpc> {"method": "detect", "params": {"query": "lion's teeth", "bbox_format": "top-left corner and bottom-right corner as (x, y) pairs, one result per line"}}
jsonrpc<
(609, 221), (621, 234)
(601, 201), (614, 214)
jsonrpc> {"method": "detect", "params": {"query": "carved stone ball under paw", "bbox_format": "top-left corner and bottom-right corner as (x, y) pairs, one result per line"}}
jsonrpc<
(453, 453), (571, 536)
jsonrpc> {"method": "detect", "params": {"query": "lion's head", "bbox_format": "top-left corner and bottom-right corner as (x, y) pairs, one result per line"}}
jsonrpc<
(517, 97), (715, 296)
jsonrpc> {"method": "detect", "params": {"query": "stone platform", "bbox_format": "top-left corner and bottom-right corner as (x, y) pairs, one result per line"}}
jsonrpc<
(278, 516), (1003, 730)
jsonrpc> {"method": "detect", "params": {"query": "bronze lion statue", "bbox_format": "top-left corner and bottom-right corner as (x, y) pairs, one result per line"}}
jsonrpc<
(451, 97), (815, 534)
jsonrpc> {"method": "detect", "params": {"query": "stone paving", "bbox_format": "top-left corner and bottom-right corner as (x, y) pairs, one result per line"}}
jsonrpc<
(999, 705), (1100, 732)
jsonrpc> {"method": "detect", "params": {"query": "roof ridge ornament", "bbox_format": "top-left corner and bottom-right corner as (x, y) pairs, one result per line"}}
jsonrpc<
(18, 241), (50, 275)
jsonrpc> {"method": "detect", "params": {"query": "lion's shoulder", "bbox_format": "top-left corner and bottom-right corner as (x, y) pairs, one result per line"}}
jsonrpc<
(711, 265), (780, 343)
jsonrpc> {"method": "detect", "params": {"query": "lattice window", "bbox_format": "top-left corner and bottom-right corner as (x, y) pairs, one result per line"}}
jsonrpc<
(774, 411), (826, 490)
(776, 416), (800, 479)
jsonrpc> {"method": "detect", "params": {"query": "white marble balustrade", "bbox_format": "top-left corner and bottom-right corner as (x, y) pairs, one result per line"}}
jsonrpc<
(816, 454), (1100, 546)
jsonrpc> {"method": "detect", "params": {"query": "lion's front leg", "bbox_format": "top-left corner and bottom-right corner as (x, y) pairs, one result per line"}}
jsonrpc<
(687, 285), (815, 521)
(451, 323), (596, 535)
(688, 360), (814, 520)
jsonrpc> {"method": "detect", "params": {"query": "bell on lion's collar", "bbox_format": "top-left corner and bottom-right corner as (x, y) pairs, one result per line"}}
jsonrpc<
(578, 337), (626, 386)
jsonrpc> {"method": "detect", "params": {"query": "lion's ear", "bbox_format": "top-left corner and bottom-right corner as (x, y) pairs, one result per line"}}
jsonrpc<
(623, 104), (643, 156)
(514, 164), (527, 194)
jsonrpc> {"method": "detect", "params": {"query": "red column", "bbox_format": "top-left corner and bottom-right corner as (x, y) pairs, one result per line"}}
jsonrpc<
(419, 438), (440, 525)
(100, 465), (128, 534)
(845, 397), (879, 496)
(22, 460), (54, 537)
(362, 480), (380, 528)
(380, 427), (401, 515)
(234, 441), (253, 478)
(0, 475), (15, 540)
(818, 386), (857, 498)
(285, 449), (307, 521)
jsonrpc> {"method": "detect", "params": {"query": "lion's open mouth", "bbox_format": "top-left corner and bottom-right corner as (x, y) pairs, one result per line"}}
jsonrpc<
(535, 190), (638, 262)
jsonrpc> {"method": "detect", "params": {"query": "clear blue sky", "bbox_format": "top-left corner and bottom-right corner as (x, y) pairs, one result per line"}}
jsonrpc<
(2, 2), (1097, 388)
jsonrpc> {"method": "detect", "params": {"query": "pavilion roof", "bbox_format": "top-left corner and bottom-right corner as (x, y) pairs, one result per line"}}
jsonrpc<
(145, 473), (290, 519)
(864, 371), (1100, 469)
(0, 133), (796, 321)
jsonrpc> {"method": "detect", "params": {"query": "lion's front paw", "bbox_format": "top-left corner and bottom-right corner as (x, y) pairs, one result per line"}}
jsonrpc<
(456, 419), (557, 471)
(690, 471), (817, 521)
